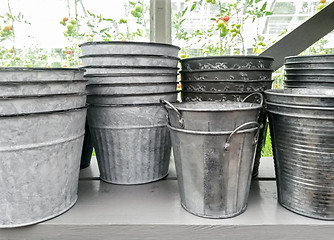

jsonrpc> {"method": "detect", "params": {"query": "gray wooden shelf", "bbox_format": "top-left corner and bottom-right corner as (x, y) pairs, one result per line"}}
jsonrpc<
(1, 157), (334, 240)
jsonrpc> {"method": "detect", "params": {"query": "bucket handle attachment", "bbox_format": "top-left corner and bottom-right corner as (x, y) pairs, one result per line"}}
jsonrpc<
(160, 99), (185, 128)
(224, 121), (261, 152)
(242, 92), (263, 106)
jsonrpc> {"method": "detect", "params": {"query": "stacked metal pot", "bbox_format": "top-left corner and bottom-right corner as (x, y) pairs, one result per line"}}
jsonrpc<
(179, 56), (274, 176)
(284, 54), (334, 88)
(79, 41), (180, 185)
(161, 95), (262, 218)
(0, 68), (87, 227)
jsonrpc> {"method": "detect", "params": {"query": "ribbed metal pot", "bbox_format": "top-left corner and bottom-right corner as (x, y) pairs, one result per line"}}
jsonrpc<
(182, 80), (273, 92)
(169, 122), (259, 218)
(285, 54), (334, 63)
(86, 82), (177, 95)
(285, 74), (334, 82)
(285, 68), (334, 75)
(161, 98), (262, 131)
(87, 103), (171, 185)
(0, 93), (86, 115)
(285, 80), (334, 88)
(84, 66), (178, 75)
(0, 67), (85, 81)
(87, 92), (179, 105)
(267, 102), (334, 220)
(180, 69), (273, 81)
(81, 54), (179, 68)
(84, 73), (178, 84)
(180, 56), (274, 71)
(284, 62), (334, 69)
(79, 41), (180, 57)
(0, 80), (86, 97)
(265, 89), (334, 107)
(0, 107), (86, 227)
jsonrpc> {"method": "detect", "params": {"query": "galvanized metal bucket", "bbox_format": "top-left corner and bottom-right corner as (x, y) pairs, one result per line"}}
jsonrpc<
(267, 102), (334, 220)
(180, 69), (273, 81)
(84, 73), (178, 84)
(0, 67), (85, 81)
(285, 54), (334, 63)
(0, 107), (87, 227)
(87, 92), (179, 105)
(180, 55), (274, 71)
(0, 80), (86, 97)
(86, 82), (178, 95)
(81, 54), (179, 68)
(87, 103), (171, 184)
(161, 93), (262, 131)
(169, 122), (259, 218)
(265, 89), (334, 107)
(181, 80), (273, 92)
(0, 93), (87, 115)
(79, 41), (180, 57)
(84, 66), (179, 75)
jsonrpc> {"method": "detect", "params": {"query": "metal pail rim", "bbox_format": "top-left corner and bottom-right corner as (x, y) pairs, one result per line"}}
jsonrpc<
(285, 73), (334, 77)
(79, 40), (181, 50)
(0, 92), (86, 100)
(180, 68), (273, 73)
(285, 54), (334, 60)
(265, 89), (334, 99)
(80, 54), (180, 60)
(285, 61), (334, 65)
(180, 55), (274, 61)
(83, 73), (178, 78)
(0, 79), (87, 85)
(87, 82), (178, 87)
(266, 101), (334, 110)
(0, 67), (85, 72)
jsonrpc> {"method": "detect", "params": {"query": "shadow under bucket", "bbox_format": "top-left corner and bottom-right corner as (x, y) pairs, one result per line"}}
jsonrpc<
(168, 122), (259, 218)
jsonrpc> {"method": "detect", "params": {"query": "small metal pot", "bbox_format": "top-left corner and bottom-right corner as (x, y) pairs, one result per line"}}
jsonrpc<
(79, 41), (180, 57)
(180, 69), (273, 81)
(181, 55), (274, 71)
(181, 80), (273, 92)
(81, 54), (179, 68)
(84, 73), (178, 84)
(86, 82), (178, 95)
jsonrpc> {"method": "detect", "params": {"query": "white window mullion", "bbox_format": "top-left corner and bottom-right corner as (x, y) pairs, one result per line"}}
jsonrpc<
(150, 0), (172, 44)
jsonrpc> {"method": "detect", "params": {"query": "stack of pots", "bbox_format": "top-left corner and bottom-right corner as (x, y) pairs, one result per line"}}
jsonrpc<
(265, 88), (334, 220)
(284, 54), (334, 88)
(179, 56), (274, 176)
(0, 68), (87, 227)
(79, 41), (180, 184)
(161, 93), (262, 218)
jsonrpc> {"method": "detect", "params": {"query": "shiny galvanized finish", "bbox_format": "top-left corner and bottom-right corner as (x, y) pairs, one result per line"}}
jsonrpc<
(81, 54), (179, 68)
(265, 89), (334, 107)
(87, 103), (171, 184)
(267, 105), (334, 220)
(284, 62), (334, 69)
(180, 69), (273, 81)
(284, 80), (334, 88)
(285, 54), (334, 63)
(84, 73), (178, 84)
(285, 74), (334, 82)
(168, 123), (259, 218)
(181, 91), (263, 103)
(180, 56), (274, 71)
(0, 67), (85, 81)
(0, 80), (86, 97)
(285, 68), (334, 75)
(87, 92), (179, 105)
(161, 99), (262, 131)
(182, 80), (273, 92)
(84, 66), (179, 75)
(0, 93), (87, 115)
(79, 41), (180, 57)
(86, 82), (177, 95)
(0, 107), (87, 227)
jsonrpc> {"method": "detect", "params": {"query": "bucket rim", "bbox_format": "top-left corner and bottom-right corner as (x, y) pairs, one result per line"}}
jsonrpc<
(0, 67), (85, 72)
(285, 61), (334, 65)
(180, 55), (274, 61)
(180, 68), (273, 73)
(79, 40), (181, 50)
(87, 82), (178, 87)
(0, 79), (87, 85)
(167, 124), (258, 135)
(266, 100), (334, 110)
(285, 73), (334, 77)
(285, 54), (334, 60)
(265, 89), (334, 99)
(0, 92), (86, 100)
(83, 73), (178, 78)
(83, 65), (179, 70)
(285, 68), (334, 71)
(88, 102), (174, 107)
(87, 91), (180, 97)
(181, 79), (273, 83)
(163, 101), (262, 112)
(182, 90), (265, 94)
(80, 54), (180, 60)
(0, 105), (87, 118)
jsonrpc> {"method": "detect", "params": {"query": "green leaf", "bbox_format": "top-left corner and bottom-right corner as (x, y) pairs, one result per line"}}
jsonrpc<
(104, 32), (111, 38)
(261, 2), (267, 11)
(190, 3), (197, 11)
(210, 18), (216, 21)
(182, 7), (188, 16)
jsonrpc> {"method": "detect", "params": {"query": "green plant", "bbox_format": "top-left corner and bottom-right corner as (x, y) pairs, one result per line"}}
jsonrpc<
(261, 126), (273, 157)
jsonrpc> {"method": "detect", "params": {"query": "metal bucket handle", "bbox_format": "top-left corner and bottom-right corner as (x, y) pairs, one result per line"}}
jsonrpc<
(160, 99), (185, 128)
(224, 121), (261, 152)
(242, 92), (263, 106)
